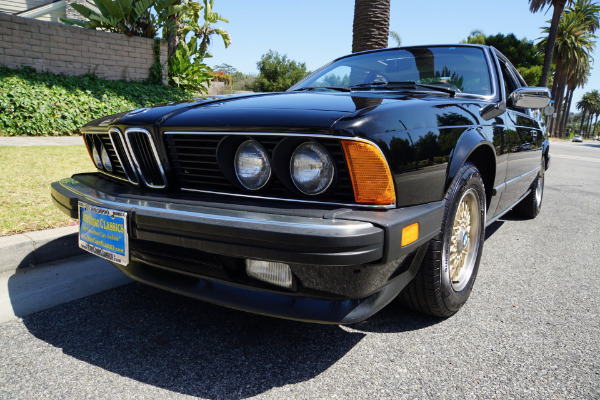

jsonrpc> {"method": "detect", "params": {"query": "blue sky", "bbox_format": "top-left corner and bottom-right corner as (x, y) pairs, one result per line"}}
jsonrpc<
(207, 0), (598, 112)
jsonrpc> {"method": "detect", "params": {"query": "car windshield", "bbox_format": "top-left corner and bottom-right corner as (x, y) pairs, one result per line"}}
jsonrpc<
(292, 46), (493, 96)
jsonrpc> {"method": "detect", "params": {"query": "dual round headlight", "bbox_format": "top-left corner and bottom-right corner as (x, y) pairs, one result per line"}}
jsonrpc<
(233, 139), (335, 195)
(90, 139), (112, 173)
(100, 146), (113, 172)
(235, 140), (271, 190)
(290, 142), (334, 195)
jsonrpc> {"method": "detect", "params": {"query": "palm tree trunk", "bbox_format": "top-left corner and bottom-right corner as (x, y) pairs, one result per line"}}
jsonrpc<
(352, 0), (391, 53)
(551, 69), (567, 137)
(586, 112), (594, 137)
(560, 88), (574, 137)
(550, 63), (560, 101)
(560, 89), (571, 137)
(547, 72), (561, 136)
(539, 0), (567, 87)
(592, 114), (600, 136)
(579, 109), (587, 134)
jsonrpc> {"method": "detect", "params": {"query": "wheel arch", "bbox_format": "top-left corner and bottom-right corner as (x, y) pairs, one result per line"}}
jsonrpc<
(542, 140), (550, 170)
(445, 128), (496, 210)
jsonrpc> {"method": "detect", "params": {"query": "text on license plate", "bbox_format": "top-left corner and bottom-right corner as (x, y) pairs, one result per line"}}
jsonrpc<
(78, 202), (129, 265)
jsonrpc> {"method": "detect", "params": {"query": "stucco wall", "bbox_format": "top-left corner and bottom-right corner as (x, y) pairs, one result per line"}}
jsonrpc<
(0, 12), (167, 83)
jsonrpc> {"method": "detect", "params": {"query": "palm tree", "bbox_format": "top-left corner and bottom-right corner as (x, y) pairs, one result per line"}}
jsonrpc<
(529, 0), (574, 87)
(539, 2), (596, 137)
(559, 64), (588, 136)
(577, 92), (595, 134)
(565, 0), (600, 32)
(586, 90), (600, 137)
(352, 0), (390, 53)
(557, 1), (599, 136)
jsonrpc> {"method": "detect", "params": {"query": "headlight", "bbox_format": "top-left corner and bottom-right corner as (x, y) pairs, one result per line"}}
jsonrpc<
(101, 145), (112, 172)
(290, 142), (334, 195)
(234, 139), (271, 190)
(91, 145), (103, 169)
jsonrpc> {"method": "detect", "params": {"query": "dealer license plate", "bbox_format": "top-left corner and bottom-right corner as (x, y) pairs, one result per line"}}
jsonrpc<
(78, 202), (129, 265)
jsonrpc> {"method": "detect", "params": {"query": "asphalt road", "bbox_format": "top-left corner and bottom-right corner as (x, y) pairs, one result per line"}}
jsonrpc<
(1, 140), (599, 399)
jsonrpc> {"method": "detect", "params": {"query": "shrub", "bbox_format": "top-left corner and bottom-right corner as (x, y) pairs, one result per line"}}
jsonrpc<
(0, 65), (197, 136)
(251, 50), (309, 92)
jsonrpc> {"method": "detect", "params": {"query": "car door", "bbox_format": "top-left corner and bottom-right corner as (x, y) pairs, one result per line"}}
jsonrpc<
(495, 53), (544, 214)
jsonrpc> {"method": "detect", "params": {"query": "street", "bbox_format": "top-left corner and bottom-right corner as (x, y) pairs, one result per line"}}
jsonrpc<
(0, 140), (599, 399)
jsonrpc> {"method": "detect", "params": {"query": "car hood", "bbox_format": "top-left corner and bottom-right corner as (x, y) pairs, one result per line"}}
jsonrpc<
(86, 92), (486, 137)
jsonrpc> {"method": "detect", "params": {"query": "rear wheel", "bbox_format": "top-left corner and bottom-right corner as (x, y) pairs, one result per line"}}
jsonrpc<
(513, 158), (545, 219)
(400, 162), (486, 317)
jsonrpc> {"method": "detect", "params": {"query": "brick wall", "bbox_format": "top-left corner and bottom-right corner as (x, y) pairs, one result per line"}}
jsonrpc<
(0, 12), (167, 83)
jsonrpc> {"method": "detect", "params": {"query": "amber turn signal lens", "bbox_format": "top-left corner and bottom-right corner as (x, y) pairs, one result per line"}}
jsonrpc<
(341, 140), (396, 205)
(401, 223), (419, 246)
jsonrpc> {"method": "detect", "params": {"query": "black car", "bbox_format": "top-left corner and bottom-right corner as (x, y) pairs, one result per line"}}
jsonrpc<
(52, 44), (551, 323)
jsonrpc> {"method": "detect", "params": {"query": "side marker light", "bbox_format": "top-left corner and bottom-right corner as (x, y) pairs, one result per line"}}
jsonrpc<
(401, 223), (419, 247)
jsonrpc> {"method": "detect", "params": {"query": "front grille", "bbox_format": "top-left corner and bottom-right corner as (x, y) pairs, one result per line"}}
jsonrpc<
(83, 127), (166, 188)
(125, 129), (167, 188)
(109, 128), (138, 184)
(165, 132), (355, 205)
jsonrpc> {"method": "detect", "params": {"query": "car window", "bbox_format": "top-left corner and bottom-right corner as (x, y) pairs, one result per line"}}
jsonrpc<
(498, 59), (527, 114)
(296, 46), (493, 96)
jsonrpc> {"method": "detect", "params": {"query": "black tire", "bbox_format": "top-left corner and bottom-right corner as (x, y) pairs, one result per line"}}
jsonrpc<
(512, 158), (545, 219)
(400, 162), (486, 317)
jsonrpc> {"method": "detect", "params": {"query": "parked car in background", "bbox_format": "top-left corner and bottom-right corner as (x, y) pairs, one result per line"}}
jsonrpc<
(52, 44), (551, 323)
(573, 135), (583, 142)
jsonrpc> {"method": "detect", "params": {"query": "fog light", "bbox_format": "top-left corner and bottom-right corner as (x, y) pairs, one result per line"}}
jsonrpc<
(246, 259), (292, 288)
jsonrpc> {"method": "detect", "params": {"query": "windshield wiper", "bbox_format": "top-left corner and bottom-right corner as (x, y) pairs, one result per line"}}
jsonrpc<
(350, 81), (456, 97)
(292, 86), (352, 92)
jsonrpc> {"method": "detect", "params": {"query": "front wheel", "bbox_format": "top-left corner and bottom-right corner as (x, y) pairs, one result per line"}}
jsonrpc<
(400, 162), (486, 317)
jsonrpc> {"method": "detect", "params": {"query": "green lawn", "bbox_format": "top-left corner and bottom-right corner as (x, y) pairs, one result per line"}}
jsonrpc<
(0, 145), (93, 236)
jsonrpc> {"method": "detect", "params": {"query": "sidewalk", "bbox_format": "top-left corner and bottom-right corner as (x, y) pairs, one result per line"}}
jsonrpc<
(0, 136), (83, 146)
(0, 226), (84, 273)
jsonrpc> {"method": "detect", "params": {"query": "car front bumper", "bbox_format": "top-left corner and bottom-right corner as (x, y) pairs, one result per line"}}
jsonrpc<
(51, 173), (444, 323)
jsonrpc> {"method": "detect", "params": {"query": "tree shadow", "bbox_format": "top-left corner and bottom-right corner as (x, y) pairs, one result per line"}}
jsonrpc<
(582, 143), (600, 149)
(17, 282), (437, 398)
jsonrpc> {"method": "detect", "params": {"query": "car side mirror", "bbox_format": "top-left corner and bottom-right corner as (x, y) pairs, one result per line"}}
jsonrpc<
(508, 87), (551, 109)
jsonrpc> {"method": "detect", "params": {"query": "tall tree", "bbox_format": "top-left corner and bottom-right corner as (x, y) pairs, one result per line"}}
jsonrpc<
(587, 90), (600, 136)
(251, 50), (308, 92)
(577, 91), (595, 134)
(352, 0), (390, 53)
(560, 64), (588, 136)
(462, 32), (544, 85)
(529, 0), (574, 87)
(539, 1), (596, 137)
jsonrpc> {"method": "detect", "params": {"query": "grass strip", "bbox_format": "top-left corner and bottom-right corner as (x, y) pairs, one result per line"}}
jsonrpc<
(0, 145), (93, 236)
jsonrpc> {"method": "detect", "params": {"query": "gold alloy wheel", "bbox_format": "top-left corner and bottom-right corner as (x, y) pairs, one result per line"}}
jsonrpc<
(448, 188), (480, 292)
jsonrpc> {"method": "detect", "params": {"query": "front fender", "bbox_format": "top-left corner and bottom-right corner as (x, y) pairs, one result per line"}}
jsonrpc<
(445, 128), (496, 194)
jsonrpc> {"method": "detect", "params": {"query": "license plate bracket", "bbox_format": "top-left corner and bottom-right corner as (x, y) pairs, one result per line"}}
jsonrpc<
(78, 202), (129, 265)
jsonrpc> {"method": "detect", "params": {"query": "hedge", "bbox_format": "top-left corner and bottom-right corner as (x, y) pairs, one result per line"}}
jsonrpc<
(0, 65), (198, 136)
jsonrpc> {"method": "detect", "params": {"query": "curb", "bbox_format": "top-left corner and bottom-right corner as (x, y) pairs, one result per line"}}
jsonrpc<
(0, 226), (84, 273)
